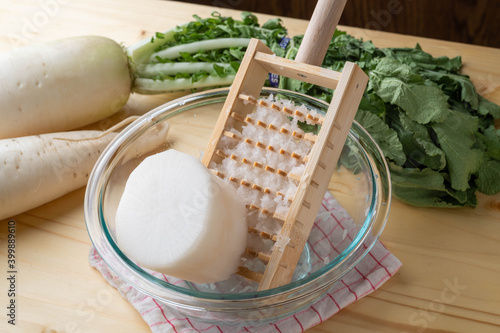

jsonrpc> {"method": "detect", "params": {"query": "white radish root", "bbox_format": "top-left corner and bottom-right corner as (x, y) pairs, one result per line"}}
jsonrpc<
(0, 130), (117, 220)
(0, 36), (131, 139)
(115, 149), (247, 284)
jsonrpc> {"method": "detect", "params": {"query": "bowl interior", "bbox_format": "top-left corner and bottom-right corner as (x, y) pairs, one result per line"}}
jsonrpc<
(90, 88), (389, 300)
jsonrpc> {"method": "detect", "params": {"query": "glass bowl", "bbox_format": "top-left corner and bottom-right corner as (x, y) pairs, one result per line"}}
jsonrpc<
(84, 87), (391, 327)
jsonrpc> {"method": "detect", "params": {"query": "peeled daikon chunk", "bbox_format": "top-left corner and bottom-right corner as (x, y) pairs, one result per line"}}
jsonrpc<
(115, 149), (247, 283)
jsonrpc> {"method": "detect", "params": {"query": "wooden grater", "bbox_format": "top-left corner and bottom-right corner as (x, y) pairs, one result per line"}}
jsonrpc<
(201, 0), (368, 290)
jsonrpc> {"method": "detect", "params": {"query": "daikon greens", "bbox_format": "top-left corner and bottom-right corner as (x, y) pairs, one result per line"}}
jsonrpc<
(140, 12), (500, 207)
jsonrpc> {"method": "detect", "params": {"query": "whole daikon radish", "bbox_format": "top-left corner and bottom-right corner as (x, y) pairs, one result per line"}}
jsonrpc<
(0, 118), (170, 220)
(115, 149), (247, 284)
(0, 131), (118, 220)
(0, 36), (131, 139)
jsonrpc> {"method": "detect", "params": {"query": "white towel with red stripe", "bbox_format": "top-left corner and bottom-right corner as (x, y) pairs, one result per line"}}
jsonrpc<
(89, 192), (401, 332)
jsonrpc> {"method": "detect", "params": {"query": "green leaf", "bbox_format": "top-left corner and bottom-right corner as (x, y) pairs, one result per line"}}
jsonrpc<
(432, 109), (484, 191)
(191, 70), (209, 82)
(387, 109), (446, 170)
(261, 18), (284, 30)
(476, 126), (500, 160)
(475, 159), (500, 195)
(179, 52), (195, 62)
(228, 47), (246, 60)
(241, 11), (258, 25)
(174, 72), (190, 79)
(370, 58), (449, 124)
(381, 45), (462, 72)
(154, 55), (172, 64)
(358, 92), (386, 117)
(377, 78), (449, 124)
(297, 121), (320, 135)
(338, 141), (365, 174)
(371, 57), (424, 83)
(212, 63), (228, 77)
(355, 109), (406, 165)
(389, 163), (476, 207)
(150, 11), (287, 56)
(478, 95), (500, 119)
(229, 61), (240, 72)
(484, 124), (500, 141)
(421, 70), (479, 109)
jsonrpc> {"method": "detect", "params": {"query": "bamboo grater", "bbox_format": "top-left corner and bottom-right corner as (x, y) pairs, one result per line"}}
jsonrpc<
(201, 0), (368, 290)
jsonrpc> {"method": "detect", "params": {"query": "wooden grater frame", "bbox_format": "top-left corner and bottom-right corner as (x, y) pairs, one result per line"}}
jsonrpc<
(201, 38), (368, 291)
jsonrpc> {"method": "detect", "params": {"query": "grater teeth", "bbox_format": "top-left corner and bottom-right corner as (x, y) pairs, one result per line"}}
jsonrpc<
(294, 110), (304, 118)
(245, 248), (271, 263)
(248, 226), (279, 242)
(215, 149), (227, 159)
(303, 133), (317, 143)
(230, 112), (245, 122)
(264, 165), (275, 173)
(256, 120), (267, 128)
(210, 169), (297, 203)
(244, 116), (254, 124)
(238, 93), (257, 104)
(247, 204), (259, 211)
(287, 173), (302, 182)
(223, 131), (240, 140)
(255, 141), (266, 149)
(306, 113), (320, 123)
(270, 103), (280, 111)
(253, 162), (263, 169)
(240, 179), (251, 187)
(214, 152), (305, 180)
(251, 183), (262, 191)
(244, 204), (286, 222)
(276, 169), (287, 177)
(238, 93), (325, 126)
(230, 111), (317, 143)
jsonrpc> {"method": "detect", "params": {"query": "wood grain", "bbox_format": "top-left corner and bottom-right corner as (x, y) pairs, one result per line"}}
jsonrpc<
(0, 0), (499, 332)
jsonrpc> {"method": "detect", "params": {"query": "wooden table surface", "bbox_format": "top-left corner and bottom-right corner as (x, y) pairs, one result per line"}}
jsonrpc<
(1, 0), (500, 332)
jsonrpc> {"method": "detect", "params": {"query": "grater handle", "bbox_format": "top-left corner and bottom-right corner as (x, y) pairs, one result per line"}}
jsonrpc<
(294, 0), (348, 66)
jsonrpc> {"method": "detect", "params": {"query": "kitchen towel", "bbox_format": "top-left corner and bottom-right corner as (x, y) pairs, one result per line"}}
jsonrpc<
(89, 192), (402, 332)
